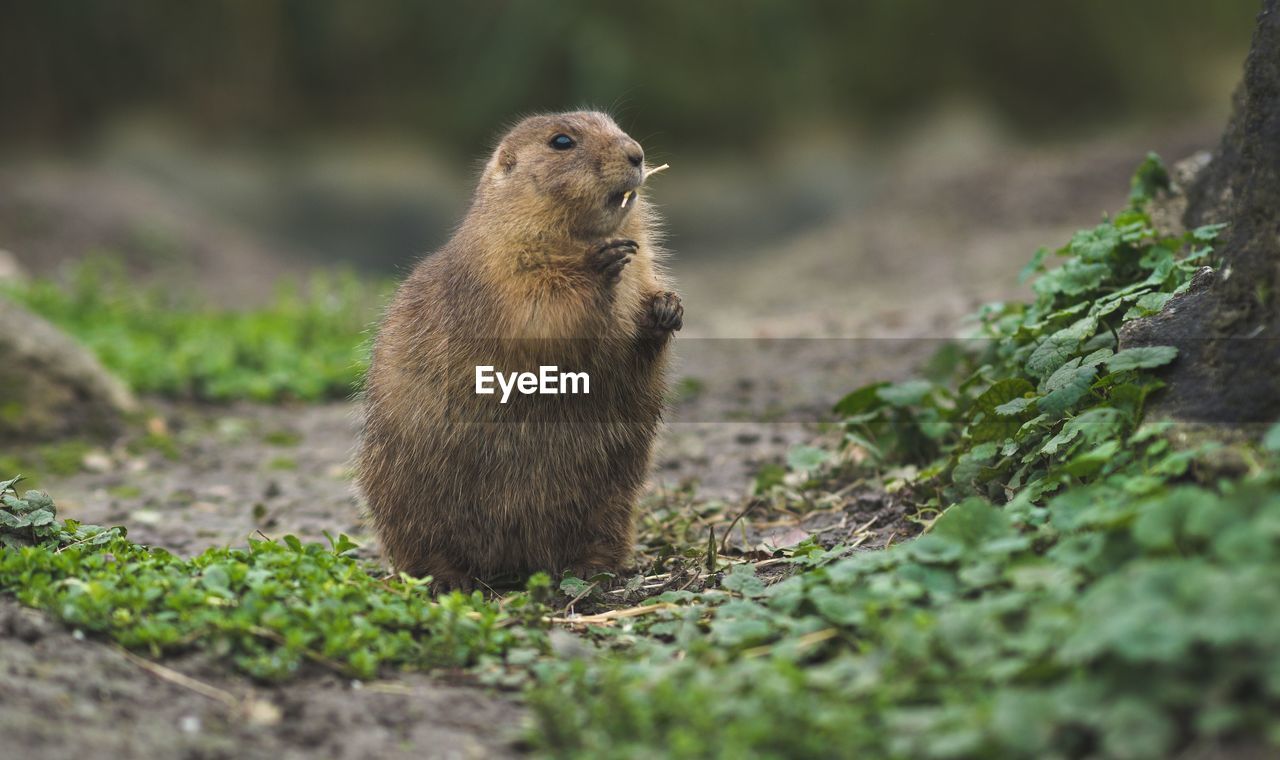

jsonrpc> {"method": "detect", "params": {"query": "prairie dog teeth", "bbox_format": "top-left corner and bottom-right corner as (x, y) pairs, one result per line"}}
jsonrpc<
(621, 165), (668, 208)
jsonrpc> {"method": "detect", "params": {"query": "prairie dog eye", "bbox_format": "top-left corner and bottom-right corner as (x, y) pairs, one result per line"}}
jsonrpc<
(549, 134), (576, 150)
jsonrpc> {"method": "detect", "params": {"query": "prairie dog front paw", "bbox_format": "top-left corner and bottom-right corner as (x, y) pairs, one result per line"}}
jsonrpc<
(587, 238), (638, 283)
(646, 291), (684, 333)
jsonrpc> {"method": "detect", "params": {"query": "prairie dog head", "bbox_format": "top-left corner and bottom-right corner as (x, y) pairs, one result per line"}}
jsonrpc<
(481, 111), (651, 239)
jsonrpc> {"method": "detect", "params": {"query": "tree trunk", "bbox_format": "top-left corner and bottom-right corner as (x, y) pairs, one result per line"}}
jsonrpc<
(1120, 0), (1280, 423)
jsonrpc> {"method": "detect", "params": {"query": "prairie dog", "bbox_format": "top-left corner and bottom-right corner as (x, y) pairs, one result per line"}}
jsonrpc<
(357, 111), (681, 588)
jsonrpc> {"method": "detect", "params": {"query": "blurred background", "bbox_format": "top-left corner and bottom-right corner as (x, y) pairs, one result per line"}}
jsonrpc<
(0, 0), (1263, 335)
(0, 0), (1269, 542)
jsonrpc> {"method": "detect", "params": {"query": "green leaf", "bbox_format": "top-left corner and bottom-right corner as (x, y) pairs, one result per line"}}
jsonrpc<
(952, 444), (999, 484)
(754, 463), (786, 494)
(974, 379), (1035, 414)
(201, 564), (231, 592)
(787, 445), (831, 473)
(333, 533), (359, 555)
(1033, 262), (1110, 298)
(1263, 423), (1280, 452)
(806, 585), (866, 626)
(1124, 291), (1172, 319)
(971, 379), (1035, 441)
(1038, 365), (1096, 416)
(1106, 346), (1178, 372)
(931, 498), (1013, 548)
(843, 431), (884, 461)
(1128, 152), (1170, 207)
(1069, 224), (1123, 261)
(708, 605), (773, 648)
(1066, 408), (1128, 443)
(876, 380), (935, 408)
(994, 397), (1035, 416)
(1079, 348), (1114, 368)
(721, 564), (766, 598)
(23, 491), (54, 512)
(1040, 428), (1081, 457)
(834, 382), (889, 416)
(1026, 317), (1096, 379)
(1192, 223), (1226, 242)
(88, 529), (120, 545)
(559, 576), (591, 597)
(1018, 247), (1048, 284)
(1061, 440), (1121, 477)
(26, 509), (55, 527)
(1101, 699), (1176, 759)
(1042, 358), (1082, 392)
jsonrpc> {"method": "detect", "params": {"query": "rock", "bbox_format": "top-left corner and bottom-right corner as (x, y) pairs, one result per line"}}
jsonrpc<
(0, 296), (137, 439)
(1120, 1), (1280, 424)
(241, 699), (282, 727)
(0, 604), (51, 643)
(1146, 151), (1211, 238)
(0, 249), (25, 282)
(81, 449), (115, 473)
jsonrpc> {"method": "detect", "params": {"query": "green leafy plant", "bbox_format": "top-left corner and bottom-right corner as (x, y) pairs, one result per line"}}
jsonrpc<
(838, 159), (1224, 506)
(0, 477), (551, 681)
(531, 475), (1280, 758)
(3, 259), (387, 402)
(0, 475), (123, 549)
(523, 156), (1280, 758)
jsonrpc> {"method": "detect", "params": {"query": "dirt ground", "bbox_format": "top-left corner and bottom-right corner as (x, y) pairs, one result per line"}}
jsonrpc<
(4, 356), (933, 759)
(0, 124), (1223, 757)
(0, 600), (524, 760)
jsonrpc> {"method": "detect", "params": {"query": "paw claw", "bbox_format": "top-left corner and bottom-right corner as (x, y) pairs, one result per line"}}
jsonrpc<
(589, 239), (639, 283)
(647, 291), (684, 333)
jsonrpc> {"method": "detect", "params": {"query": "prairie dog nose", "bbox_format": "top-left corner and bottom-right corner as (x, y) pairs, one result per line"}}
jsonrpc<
(623, 138), (644, 168)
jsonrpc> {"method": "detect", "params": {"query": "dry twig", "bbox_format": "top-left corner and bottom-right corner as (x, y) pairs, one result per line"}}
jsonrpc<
(548, 602), (680, 626)
(116, 647), (239, 708)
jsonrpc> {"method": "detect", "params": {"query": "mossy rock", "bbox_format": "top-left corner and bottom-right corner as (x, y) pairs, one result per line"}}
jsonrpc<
(0, 297), (136, 439)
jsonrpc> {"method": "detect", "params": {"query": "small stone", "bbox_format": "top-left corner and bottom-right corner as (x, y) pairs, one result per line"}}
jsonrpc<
(0, 250), (24, 280)
(205, 485), (234, 501)
(242, 698), (282, 727)
(81, 450), (114, 473)
(2, 607), (50, 643)
(129, 509), (163, 525)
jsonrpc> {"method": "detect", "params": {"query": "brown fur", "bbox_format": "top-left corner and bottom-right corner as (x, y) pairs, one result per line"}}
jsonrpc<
(356, 111), (681, 588)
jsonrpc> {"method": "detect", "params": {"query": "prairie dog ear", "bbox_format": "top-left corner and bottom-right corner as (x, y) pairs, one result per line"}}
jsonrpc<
(496, 143), (517, 173)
